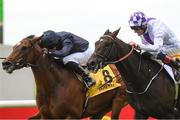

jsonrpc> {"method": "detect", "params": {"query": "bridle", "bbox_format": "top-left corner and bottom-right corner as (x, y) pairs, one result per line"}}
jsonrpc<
(3, 39), (38, 71)
(17, 39), (39, 68)
(95, 35), (134, 64)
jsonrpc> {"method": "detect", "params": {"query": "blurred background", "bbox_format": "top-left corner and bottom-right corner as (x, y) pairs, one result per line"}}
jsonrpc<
(0, 0), (2, 43)
(2, 0), (180, 46)
(0, 0), (179, 119)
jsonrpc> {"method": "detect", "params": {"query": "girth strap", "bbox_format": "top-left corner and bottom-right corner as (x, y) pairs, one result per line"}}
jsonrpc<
(174, 84), (179, 111)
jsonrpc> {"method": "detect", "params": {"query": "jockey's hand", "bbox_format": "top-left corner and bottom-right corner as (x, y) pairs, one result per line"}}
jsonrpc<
(48, 51), (54, 56)
(128, 41), (140, 50)
(42, 48), (54, 57)
(42, 48), (49, 55)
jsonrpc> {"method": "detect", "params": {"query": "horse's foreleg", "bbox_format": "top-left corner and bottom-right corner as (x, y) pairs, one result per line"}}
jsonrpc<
(111, 91), (128, 119)
(111, 105), (121, 119)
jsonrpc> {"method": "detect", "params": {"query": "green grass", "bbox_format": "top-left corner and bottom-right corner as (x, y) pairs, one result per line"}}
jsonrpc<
(0, 0), (3, 22)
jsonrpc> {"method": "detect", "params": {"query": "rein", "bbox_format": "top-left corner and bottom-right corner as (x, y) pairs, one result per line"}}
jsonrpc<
(18, 44), (39, 68)
(7, 39), (39, 68)
(105, 45), (134, 64)
(0, 57), (6, 59)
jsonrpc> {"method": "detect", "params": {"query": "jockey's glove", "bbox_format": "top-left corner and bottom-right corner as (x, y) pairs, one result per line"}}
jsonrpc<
(48, 51), (54, 56)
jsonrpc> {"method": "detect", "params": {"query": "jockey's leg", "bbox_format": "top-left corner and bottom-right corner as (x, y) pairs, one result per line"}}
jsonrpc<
(157, 52), (180, 72)
(66, 61), (96, 87)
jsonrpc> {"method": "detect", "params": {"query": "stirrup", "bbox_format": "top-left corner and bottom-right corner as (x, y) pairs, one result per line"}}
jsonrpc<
(84, 80), (96, 88)
(88, 80), (96, 87)
(175, 71), (180, 82)
(84, 81), (90, 89)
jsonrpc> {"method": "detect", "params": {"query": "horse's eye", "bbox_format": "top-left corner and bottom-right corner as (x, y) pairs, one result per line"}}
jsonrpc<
(22, 46), (27, 50)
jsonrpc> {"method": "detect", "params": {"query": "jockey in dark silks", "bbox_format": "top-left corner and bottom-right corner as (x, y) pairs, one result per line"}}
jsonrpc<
(128, 11), (180, 77)
(40, 30), (96, 88)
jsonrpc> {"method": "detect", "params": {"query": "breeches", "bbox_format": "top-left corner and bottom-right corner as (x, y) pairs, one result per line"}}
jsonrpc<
(62, 47), (94, 66)
(151, 44), (180, 59)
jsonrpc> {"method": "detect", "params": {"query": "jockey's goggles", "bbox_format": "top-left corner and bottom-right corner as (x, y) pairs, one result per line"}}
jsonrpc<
(130, 26), (142, 30)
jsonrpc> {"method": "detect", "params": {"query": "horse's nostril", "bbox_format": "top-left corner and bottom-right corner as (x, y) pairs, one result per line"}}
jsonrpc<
(2, 61), (11, 66)
(2, 61), (12, 70)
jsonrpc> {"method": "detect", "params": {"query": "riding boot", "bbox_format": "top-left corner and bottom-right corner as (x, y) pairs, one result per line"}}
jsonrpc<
(66, 62), (96, 88)
(168, 59), (180, 72)
(157, 52), (180, 72)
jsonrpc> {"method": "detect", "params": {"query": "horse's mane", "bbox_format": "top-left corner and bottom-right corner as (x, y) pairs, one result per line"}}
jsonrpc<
(27, 35), (35, 39)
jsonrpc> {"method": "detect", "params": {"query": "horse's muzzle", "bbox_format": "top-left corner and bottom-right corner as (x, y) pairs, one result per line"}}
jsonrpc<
(2, 61), (16, 74)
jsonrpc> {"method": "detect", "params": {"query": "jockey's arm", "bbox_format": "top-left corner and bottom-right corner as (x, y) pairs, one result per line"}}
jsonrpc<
(50, 39), (73, 58)
(139, 37), (163, 52)
(139, 28), (165, 52)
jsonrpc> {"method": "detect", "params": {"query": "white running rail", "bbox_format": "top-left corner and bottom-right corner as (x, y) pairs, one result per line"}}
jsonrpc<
(0, 100), (36, 108)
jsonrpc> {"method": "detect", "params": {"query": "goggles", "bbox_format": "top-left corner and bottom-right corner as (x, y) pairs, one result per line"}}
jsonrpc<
(130, 26), (142, 30)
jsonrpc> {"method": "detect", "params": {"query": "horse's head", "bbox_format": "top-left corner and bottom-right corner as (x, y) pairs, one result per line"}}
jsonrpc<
(2, 35), (42, 73)
(88, 28), (122, 72)
(88, 28), (134, 72)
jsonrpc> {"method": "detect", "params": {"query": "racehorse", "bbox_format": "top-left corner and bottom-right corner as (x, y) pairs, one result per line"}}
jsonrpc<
(2, 35), (127, 119)
(87, 28), (180, 119)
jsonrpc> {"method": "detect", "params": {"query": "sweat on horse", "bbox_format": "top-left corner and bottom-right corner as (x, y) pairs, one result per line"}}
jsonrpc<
(87, 28), (180, 119)
(2, 35), (127, 119)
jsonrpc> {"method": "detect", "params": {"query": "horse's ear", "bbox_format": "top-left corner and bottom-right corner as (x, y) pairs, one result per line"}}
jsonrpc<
(31, 36), (42, 44)
(112, 28), (121, 38)
(104, 29), (110, 35)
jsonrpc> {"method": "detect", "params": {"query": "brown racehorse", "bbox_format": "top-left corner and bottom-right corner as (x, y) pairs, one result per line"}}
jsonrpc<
(2, 35), (127, 119)
(87, 28), (180, 119)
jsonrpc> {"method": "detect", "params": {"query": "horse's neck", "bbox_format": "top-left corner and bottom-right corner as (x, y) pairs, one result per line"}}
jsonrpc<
(31, 55), (61, 93)
(31, 55), (81, 93)
(31, 56), (53, 84)
(115, 48), (151, 92)
(30, 45), (82, 94)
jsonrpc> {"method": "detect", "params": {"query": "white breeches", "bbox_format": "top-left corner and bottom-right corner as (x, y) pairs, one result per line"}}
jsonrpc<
(63, 47), (94, 66)
(150, 44), (180, 58)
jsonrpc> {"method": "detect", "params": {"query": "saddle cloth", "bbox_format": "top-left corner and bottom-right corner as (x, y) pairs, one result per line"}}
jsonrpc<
(86, 64), (121, 98)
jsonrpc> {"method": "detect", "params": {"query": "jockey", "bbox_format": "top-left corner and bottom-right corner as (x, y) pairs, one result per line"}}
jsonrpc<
(128, 11), (180, 72)
(40, 30), (96, 88)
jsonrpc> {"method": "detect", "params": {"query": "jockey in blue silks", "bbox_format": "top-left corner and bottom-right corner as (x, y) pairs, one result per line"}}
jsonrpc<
(128, 11), (180, 73)
(40, 30), (96, 88)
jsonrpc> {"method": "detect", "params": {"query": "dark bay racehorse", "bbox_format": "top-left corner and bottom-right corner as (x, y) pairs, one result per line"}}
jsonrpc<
(87, 28), (180, 119)
(2, 35), (127, 119)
